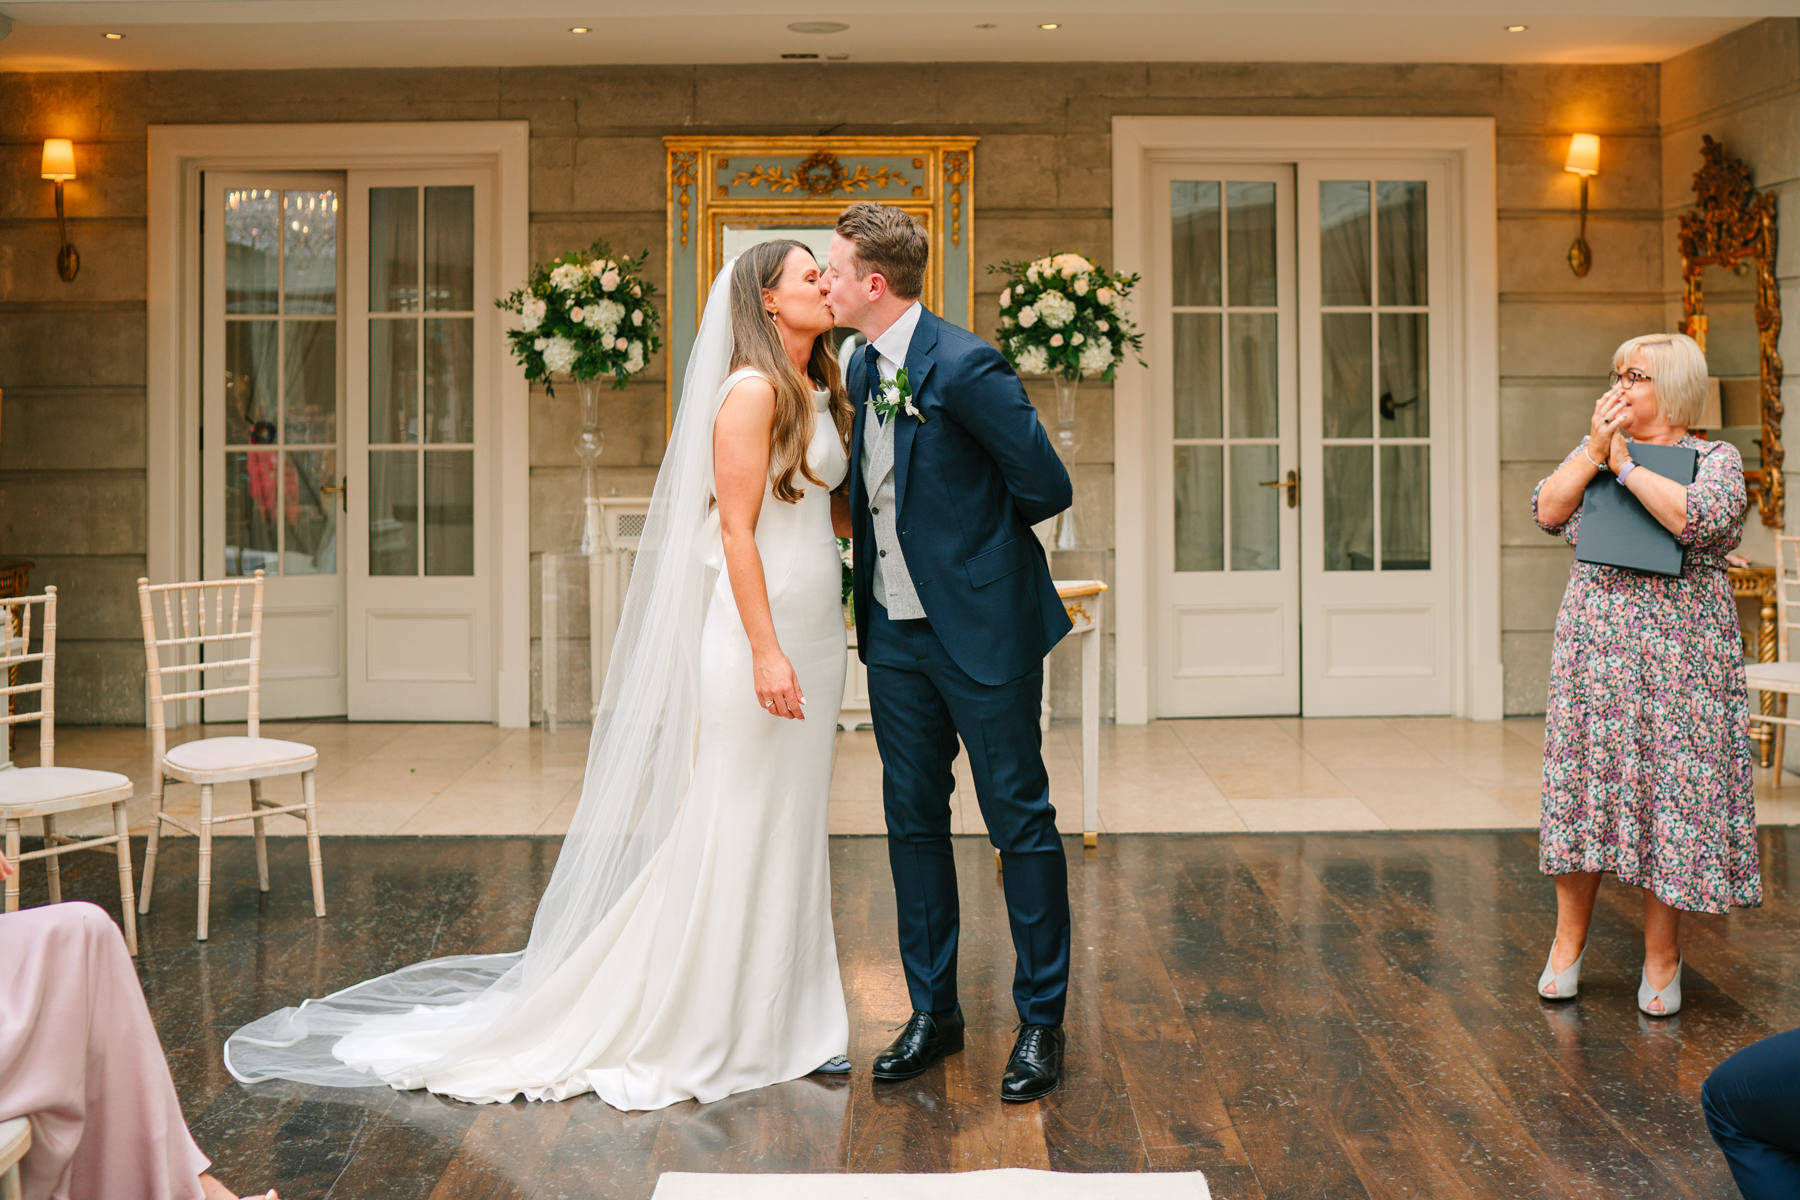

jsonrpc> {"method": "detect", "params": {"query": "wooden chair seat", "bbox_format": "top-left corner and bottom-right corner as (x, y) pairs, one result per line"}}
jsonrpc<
(163, 736), (317, 784)
(1, 587), (139, 955)
(1745, 661), (1800, 692)
(0, 1115), (30, 1200)
(0, 765), (133, 815)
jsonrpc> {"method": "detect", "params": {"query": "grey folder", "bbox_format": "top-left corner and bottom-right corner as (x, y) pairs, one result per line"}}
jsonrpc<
(1574, 441), (1699, 576)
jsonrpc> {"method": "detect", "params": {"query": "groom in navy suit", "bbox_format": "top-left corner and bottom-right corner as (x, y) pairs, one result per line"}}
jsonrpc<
(821, 202), (1074, 1102)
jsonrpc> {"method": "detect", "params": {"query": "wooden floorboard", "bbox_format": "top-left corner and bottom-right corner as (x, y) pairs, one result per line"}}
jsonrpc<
(13, 828), (1796, 1199)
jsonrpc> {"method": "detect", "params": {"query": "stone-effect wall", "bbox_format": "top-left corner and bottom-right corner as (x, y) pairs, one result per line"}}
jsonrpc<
(0, 57), (1692, 721)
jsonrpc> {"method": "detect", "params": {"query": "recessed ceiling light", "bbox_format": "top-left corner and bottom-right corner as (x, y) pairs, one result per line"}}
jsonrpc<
(1506, 24), (1527, 32)
(103, 31), (125, 39)
(781, 51), (821, 59)
(1039, 22), (1061, 30)
(569, 26), (590, 34)
(787, 20), (849, 34)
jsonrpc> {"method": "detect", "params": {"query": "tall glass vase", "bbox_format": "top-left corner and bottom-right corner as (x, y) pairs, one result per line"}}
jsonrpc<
(574, 377), (605, 554)
(1052, 375), (1082, 551)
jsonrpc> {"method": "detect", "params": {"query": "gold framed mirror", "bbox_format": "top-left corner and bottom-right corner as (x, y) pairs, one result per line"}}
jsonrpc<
(1679, 134), (1783, 527)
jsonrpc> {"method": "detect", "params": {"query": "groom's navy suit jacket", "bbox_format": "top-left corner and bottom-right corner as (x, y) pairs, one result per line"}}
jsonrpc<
(847, 307), (1074, 686)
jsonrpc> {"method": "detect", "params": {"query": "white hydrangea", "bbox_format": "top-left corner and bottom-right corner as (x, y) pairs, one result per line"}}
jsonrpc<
(1036, 290), (1076, 329)
(583, 298), (625, 338)
(1078, 337), (1114, 375)
(1052, 253), (1094, 275)
(625, 341), (645, 373)
(1016, 345), (1051, 376)
(520, 296), (547, 331)
(1026, 264), (1041, 283)
(1072, 275), (1090, 297)
(1049, 333), (1065, 347)
(550, 263), (586, 292)
(541, 335), (577, 375)
(1017, 305), (1039, 329)
(587, 258), (614, 278)
(532, 337), (548, 351)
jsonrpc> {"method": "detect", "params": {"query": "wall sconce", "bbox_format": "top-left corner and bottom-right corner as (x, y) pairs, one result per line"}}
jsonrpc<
(40, 139), (80, 283)
(1564, 132), (1599, 278)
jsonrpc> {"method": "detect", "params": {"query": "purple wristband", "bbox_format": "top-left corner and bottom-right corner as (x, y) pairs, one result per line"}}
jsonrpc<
(1616, 459), (1636, 485)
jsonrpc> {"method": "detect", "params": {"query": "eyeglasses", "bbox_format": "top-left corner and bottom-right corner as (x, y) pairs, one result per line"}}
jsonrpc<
(1609, 369), (1654, 390)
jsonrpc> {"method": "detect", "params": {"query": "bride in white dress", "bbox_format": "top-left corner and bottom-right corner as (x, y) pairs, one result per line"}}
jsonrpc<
(224, 241), (856, 1111)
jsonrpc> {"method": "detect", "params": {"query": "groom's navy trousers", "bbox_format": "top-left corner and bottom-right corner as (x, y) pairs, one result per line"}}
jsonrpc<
(864, 600), (1071, 1027)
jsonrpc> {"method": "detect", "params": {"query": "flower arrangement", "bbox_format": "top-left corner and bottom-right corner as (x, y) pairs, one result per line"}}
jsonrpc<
(838, 536), (854, 609)
(989, 253), (1143, 382)
(495, 240), (662, 395)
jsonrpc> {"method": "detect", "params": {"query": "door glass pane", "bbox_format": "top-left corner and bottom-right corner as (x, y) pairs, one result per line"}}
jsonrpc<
(1171, 181), (1222, 307)
(284, 321), (337, 445)
(425, 451), (476, 576)
(1227, 182), (1277, 307)
(285, 450), (338, 575)
(368, 450), (418, 576)
(1229, 444), (1280, 572)
(1321, 313), (1372, 437)
(424, 186), (475, 312)
(425, 318), (475, 444)
(283, 189), (339, 315)
(369, 187), (420, 314)
(225, 320), (277, 444)
(1323, 446), (1374, 572)
(1377, 181), (1428, 307)
(1173, 313), (1221, 439)
(224, 188), (278, 314)
(1320, 181), (1371, 306)
(1173, 445), (1223, 573)
(225, 450), (279, 576)
(1379, 313), (1429, 437)
(369, 319), (419, 444)
(1228, 313), (1278, 438)
(1381, 445), (1431, 570)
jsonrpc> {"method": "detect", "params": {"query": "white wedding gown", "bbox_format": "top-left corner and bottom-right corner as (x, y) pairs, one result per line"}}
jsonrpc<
(322, 370), (850, 1110)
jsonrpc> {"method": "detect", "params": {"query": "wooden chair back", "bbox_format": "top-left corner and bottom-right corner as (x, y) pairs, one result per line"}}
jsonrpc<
(137, 572), (265, 764)
(0, 589), (56, 767)
(1776, 536), (1800, 664)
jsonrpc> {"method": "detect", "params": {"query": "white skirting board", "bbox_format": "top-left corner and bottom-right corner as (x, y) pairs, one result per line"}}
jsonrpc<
(651, 1170), (1210, 1199)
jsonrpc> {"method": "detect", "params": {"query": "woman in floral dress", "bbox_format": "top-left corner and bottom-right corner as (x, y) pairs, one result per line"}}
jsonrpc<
(1530, 332), (1760, 1018)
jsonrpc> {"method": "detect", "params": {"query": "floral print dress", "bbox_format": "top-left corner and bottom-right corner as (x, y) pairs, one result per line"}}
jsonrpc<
(1532, 435), (1761, 913)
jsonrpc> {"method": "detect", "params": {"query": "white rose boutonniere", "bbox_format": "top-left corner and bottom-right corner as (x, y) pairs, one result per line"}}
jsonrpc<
(870, 367), (925, 423)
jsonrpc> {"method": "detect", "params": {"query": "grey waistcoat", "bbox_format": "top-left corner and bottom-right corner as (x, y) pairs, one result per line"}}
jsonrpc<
(861, 405), (927, 619)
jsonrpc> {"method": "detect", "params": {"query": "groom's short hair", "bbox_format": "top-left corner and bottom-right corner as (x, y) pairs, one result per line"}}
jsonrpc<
(836, 202), (928, 300)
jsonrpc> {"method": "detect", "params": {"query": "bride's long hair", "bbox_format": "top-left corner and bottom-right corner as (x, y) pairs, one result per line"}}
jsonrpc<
(727, 240), (852, 503)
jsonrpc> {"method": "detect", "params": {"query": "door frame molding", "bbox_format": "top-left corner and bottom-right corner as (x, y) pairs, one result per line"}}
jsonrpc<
(1111, 115), (1501, 724)
(147, 121), (531, 727)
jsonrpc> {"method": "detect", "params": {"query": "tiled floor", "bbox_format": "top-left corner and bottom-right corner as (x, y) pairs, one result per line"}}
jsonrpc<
(16, 716), (1800, 839)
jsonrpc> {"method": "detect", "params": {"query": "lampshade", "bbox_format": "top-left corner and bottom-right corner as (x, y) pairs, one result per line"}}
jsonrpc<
(40, 139), (76, 182)
(1564, 133), (1600, 178)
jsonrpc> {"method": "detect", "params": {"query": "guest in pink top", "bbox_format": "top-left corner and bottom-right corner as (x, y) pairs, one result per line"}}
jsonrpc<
(0, 857), (277, 1200)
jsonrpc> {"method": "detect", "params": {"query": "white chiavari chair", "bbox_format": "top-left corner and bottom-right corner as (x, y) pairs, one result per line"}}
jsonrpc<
(136, 571), (324, 940)
(1746, 534), (1800, 785)
(0, 587), (139, 953)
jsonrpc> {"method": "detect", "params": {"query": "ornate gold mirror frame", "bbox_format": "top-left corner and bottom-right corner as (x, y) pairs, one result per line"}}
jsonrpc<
(1679, 134), (1784, 527)
(662, 136), (978, 424)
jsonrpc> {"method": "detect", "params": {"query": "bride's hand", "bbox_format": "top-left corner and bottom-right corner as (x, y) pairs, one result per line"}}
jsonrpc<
(755, 651), (806, 720)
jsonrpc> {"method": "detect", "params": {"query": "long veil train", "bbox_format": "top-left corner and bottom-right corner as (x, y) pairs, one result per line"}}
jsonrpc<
(224, 261), (743, 1092)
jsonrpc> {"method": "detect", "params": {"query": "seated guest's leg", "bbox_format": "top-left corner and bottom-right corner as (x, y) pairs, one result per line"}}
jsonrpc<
(0, 902), (212, 1200)
(1703, 1026), (1800, 1199)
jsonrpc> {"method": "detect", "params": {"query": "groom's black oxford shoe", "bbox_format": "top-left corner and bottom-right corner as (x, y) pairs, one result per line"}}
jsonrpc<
(871, 1007), (965, 1081)
(1000, 1023), (1064, 1102)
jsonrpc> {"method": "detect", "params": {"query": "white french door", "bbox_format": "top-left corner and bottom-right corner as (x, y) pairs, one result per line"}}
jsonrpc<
(1152, 158), (1453, 717)
(1151, 165), (1300, 716)
(202, 168), (495, 721)
(203, 173), (347, 720)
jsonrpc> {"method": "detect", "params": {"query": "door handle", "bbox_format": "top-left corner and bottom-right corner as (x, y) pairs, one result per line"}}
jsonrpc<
(1259, 469), (1300, 509)
(321, 482), (346, 511)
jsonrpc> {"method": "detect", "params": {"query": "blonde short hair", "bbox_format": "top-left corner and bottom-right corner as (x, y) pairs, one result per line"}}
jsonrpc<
(1612, 332), (1709, 426)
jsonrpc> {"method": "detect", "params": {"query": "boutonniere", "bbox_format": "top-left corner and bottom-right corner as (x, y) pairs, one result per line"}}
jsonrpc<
(870, 367), (926, 423)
